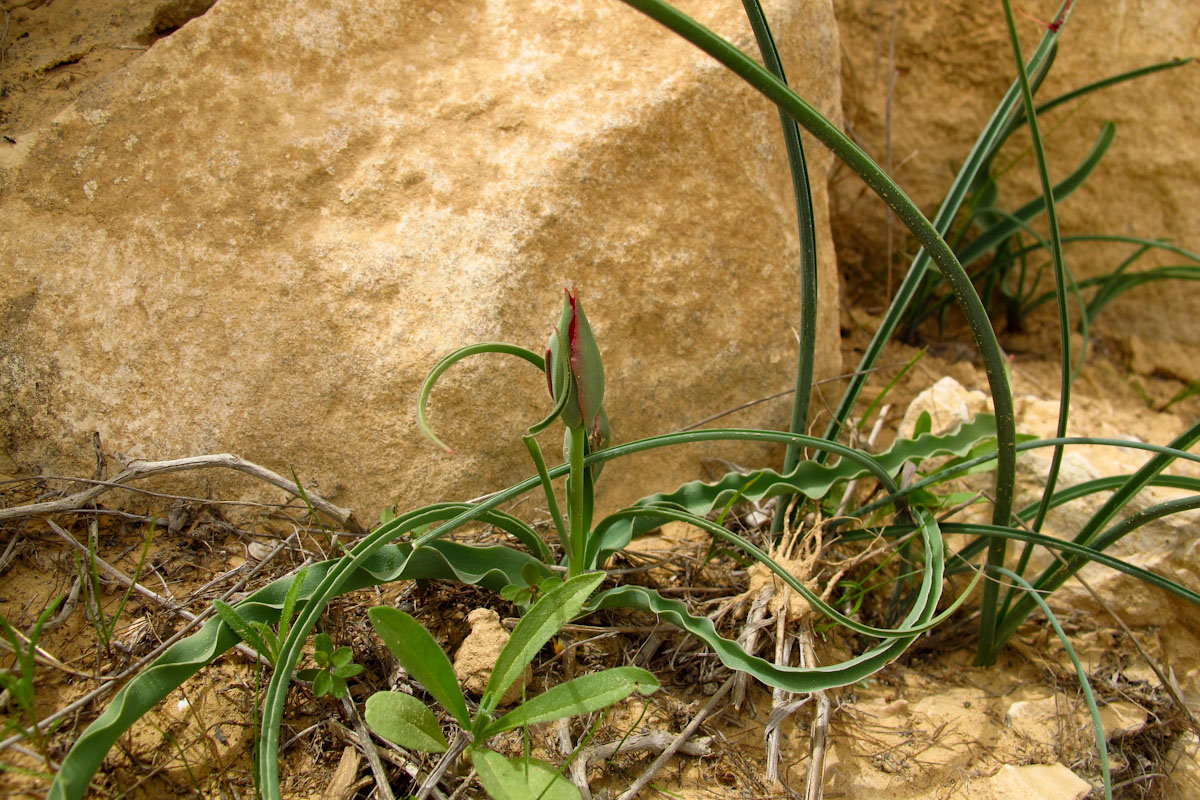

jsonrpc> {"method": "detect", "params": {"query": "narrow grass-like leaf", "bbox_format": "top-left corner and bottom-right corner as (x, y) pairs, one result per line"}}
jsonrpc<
(365, 691), (449, 753)
(991, 567), (1110, 800)
(1163, 378), (1200, 412)
(417, 343), (545, 452)
(954, 122), (1115, 270)
(857, 347), (926, 433)
(212, 601), (276, 663)
(1009, 56), (1191, 134)
(859, 522), (1200, 609)
(614, 0), (1018, 536)
(483, 667), (659, 738)
(816, 10), (1071, 450)
(470, 749), (580, 800)
(369, 607), (470, 728)
(993, 419), (1200, 652)
(852, 435), (1200, 523)
(1082, 266), (1200, 322)
(737, 0), (819, 532)
(482, 572), (605, 717)
(277, 565), (308, 648)
(522, 434), (568, 556)
(977, 0), (1075, 668)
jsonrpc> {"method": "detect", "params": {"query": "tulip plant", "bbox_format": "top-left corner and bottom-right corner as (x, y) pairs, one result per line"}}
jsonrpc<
(419, 288), (612, 580)
(46, 1), (1200, 799)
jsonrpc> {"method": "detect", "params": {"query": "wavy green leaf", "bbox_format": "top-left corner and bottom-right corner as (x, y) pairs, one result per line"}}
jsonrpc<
(592, 414), (997, 562)
(591, 583), (929, 693)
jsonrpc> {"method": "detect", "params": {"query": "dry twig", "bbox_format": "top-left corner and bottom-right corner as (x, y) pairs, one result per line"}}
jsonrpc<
(801, 627), (831, 800)
(614, 674), (736, 800)
(339, 694), (396, 800)
(0, 453), (364, 533)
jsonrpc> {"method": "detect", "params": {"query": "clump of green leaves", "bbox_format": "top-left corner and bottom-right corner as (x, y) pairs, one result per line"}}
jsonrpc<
(297, 633), (363, 699)
(212, 565), (309, 666)
(365, 573), (657, 800)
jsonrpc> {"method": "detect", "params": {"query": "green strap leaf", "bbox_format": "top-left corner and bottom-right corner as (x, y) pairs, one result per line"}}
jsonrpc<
(482, 572), (605, 718)
(369, 607), (471, 729)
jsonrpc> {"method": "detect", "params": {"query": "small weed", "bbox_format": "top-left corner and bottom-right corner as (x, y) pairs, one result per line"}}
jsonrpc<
(0, 596), (64, 771)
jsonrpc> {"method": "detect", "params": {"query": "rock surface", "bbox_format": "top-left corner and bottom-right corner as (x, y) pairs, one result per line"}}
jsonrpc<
(897, 375), (989, 439)
(833, 1), (1200, 354)
(0, 0), (842, 518)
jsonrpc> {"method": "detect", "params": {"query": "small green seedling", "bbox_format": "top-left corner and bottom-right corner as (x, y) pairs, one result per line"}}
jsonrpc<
(213, 565), (309, 665)
(296, 632), (363, 699)
(0, 596), (64, 770)
(78, 519), (155, 657)
(364, 572), (658, 800)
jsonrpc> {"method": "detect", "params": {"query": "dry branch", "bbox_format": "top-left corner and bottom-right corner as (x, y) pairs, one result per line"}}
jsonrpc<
(0, 453), (365, 534)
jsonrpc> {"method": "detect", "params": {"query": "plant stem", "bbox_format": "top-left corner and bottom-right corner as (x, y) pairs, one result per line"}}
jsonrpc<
(523, 435), (569, 559)
(567, 426), (588, 578)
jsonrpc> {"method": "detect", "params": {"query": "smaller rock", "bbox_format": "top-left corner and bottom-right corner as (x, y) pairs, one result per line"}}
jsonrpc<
(453, 608), (529, 706)
(1098, 701), (1148, 739)
(1127, 334), (1200, 382)
(898, 376), (989, 439)
(1005, 696), (1062, 749)
(1164, 732), (1200, 800)
(982, 763), (1091, 800)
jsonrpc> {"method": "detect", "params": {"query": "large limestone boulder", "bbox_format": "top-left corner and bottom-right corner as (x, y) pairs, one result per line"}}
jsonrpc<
(0, 0), (842, 519)
(833, 1), (1200, 351)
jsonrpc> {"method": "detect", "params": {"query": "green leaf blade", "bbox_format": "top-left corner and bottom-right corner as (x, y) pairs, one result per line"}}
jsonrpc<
(470, 749), (580, 800)
(368, 606), (470, 728)
(484, 666), (658, 738)
(483, 572), (605, 715)
(212, 601), (275, 662)
(365, 691), (449, 753)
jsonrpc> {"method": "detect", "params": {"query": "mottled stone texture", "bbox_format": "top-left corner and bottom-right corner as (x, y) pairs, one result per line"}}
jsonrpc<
(1, 0), (842, 517)
(834, 0), (1199, 350)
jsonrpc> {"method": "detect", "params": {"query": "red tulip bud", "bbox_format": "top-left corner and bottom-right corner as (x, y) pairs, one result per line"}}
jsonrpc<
(545, 289), (605, 431)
